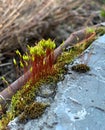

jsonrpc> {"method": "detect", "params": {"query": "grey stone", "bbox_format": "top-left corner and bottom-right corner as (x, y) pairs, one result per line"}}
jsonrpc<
(8, 34), (105, 130)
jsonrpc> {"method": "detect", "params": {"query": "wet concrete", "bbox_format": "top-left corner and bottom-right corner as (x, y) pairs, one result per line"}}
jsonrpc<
(8, 34), (105, 130)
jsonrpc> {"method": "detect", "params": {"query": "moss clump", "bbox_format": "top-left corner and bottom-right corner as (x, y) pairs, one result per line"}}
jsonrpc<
(55, 41), (90, 72)
(10, 83), (36, 116)
(95, 26), (105, 36)
(71, 64), (90, 73)
(19, 102), (48, 122)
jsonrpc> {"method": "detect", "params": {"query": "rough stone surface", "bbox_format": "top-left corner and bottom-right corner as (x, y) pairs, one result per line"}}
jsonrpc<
(8, 34), (105, 130)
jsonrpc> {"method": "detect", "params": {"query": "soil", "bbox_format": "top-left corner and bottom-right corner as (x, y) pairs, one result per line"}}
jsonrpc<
(0, 0), (105, 91)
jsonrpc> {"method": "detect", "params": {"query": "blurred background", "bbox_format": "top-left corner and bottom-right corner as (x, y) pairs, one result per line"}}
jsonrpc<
(0, 0), (105, 91)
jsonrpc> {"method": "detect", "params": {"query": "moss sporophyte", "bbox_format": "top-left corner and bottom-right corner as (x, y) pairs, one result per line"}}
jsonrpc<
(0, 37), (96, 129)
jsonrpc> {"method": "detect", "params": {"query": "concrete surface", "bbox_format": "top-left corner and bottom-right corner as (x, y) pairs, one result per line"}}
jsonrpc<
(8, 34), (105, 130)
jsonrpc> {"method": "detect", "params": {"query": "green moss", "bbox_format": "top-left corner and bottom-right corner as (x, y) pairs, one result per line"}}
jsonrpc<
(100, 9), (105, 18)
(55, 41), (90, 70)
(85, 26), (105, 38)
(0, 79), (49, 129)
(38, 39), (56, 50)
(9, 80), (44, 117)
(95, 26), (105, 36)
(0, 33), (104, 129)
(86, 27), (95, 34)
(19, 102), (48, 122)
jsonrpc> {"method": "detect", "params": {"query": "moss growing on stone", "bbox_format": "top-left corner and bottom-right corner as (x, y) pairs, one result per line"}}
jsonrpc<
(95, 26), (105, 36)
(0, 36), (98, 129)
(19, 102), (48, 122)
(71, 64), (90, 73)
